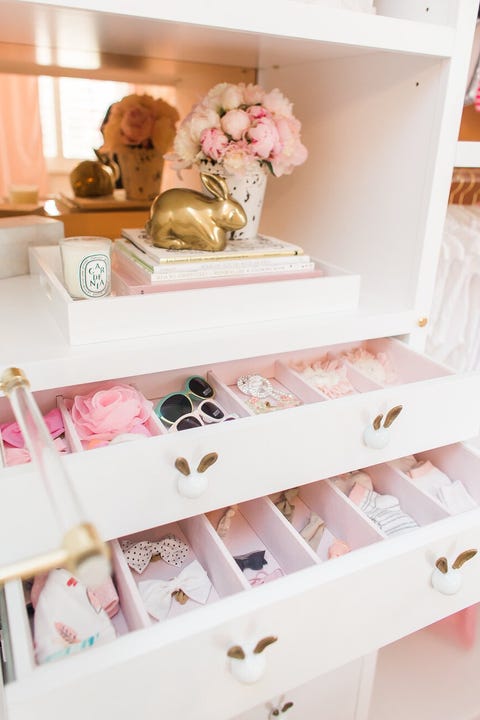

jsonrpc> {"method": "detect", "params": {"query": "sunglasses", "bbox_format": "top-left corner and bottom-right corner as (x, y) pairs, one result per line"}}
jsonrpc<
(155, 376), (215, 425)
(170, 403), (238, 432)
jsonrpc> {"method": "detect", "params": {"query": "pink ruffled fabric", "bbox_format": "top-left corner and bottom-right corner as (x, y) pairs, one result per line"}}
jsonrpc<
(1, 408), (64, 448)
(343, 347), (397, 385)
(4, 447), (31, 466)
(71, 384), (153, 442)
(292, 356), (355, 399)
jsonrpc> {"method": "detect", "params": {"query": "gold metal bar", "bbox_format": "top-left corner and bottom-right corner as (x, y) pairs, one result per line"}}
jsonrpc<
(0, 523), (110, 587)
(0, 548), (68, 586)
(0, 369), (111, 586)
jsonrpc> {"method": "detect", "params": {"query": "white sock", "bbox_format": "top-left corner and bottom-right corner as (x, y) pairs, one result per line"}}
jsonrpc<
(407, 460), (452, 497)
(349, 484), (418, 536)
(438, 481), (477, 514)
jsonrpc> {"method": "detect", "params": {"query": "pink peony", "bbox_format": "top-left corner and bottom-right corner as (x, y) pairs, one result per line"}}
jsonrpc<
(271, 116), (308, 175)
(100, 93), (179, 155)
(247, 105), (268, 121)
(222, 142), (258, 175)
(247, 117), (280, 159)
(221, 109), (251, 140)
(167, 82), (307, 178)
(200, 127), (229, 161)
(120, 104), (155, 146)
(71, 384), (153, 441)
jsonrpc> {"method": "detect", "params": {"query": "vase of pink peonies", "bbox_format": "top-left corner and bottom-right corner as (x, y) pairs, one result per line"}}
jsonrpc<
(167, 82), (308, 239)
(100, 93), (179, 201)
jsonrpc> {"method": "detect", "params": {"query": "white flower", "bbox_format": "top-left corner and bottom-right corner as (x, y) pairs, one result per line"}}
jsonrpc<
(263, 88), (293, 117)
(187, 107), (221, 141)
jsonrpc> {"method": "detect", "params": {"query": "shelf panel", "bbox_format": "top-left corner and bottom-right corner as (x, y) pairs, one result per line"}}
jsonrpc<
(4, 0), (456, 71)
(0, 274), (417, 392)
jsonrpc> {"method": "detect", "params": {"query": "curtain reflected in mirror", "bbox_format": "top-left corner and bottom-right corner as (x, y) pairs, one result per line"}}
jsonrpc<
(0, 73), (48, 199)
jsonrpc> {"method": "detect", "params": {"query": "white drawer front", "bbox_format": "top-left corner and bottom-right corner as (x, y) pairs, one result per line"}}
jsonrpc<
(3, 444), (480, 720)
(0, 339), (479, 554)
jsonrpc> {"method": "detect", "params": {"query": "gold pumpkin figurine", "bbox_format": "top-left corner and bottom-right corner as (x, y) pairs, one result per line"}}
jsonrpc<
(70, 160), (115, 198)
(146, 173), (247, 252)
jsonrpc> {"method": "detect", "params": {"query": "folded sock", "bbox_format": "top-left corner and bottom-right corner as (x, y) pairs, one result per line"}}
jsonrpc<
(349, 483), (418, 536)
(391, 455), (418, 473)
(438, 481), (477, 514)
(334, 470), (373, 495)
(407, 460), (477, 514)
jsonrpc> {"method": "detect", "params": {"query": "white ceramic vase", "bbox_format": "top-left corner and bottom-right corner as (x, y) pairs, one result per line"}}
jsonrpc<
(200, 161), (268, 240)
(115, 147), (164, 201)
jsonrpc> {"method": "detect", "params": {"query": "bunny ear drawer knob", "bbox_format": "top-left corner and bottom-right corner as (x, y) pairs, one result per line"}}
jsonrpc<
(431, 549), (478, 595)
(363, 404), (403, 449)
(227, 636), (278, 684)
(174, 452), (218, 498)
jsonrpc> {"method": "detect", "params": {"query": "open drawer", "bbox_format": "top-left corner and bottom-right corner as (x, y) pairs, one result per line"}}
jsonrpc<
(2, 443), (480, 720)
(0, 337), (479, 557)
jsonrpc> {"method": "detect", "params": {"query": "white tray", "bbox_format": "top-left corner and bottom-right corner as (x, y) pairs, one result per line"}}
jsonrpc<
(28, 245), (361, 346)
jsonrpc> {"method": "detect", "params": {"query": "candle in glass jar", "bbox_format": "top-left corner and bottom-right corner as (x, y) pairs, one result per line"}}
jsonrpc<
(59, 237), (112, 299)
(9, 184), (39, 204)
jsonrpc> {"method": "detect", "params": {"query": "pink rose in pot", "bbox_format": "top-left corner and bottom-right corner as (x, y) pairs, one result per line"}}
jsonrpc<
(247, 117), (280, 159)
(71, 384), (153, 441)
(200, 128), (229, 161)
(120, 105), (155, 146)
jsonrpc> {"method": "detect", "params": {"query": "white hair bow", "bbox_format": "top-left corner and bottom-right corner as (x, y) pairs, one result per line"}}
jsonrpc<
(138, 560), (212, 620)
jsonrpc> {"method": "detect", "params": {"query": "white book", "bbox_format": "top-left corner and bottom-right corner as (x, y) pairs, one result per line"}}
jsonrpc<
(113, 240), (315, 283)
(114, 237), (310, 275)
(121, 228), (305, 267)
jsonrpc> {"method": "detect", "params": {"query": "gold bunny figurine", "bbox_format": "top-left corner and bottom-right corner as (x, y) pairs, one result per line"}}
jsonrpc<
(145, 173), (247, 252)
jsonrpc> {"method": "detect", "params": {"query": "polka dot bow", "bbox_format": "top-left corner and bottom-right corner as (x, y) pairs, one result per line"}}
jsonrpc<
(120, 535), (189, 574)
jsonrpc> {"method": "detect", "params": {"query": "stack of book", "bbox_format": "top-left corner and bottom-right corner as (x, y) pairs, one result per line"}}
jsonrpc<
(112, 229), (317, 290)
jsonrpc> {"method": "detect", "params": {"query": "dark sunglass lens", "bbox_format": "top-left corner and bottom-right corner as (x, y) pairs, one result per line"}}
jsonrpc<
(188, 376), (214, 399)
(158, 394), (191, 422)
(201, 401), (224, 420)
(176, 416), (203, 431)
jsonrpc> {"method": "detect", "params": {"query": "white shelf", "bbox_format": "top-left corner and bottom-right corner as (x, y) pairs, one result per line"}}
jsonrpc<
(0, 274), (415, 392)
(455, 141), (480, 167)
(3, 0), (456, 70)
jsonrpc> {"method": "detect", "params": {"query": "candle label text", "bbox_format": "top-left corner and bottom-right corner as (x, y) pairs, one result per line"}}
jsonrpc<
(79, 254), (110, 297)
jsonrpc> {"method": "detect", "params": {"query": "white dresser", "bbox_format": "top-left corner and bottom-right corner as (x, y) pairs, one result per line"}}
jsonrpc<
(0, 2), (479, 719)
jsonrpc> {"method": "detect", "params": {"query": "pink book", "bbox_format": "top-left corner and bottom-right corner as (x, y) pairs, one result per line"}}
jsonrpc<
(112, 259), (324, 295)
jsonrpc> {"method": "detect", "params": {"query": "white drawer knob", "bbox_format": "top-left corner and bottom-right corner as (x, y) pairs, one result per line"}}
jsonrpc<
(363, 405), (402, 449)
(227, 636), (277, 684)
(174, 453), (218, 498)
(431, 550), (477, 595)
